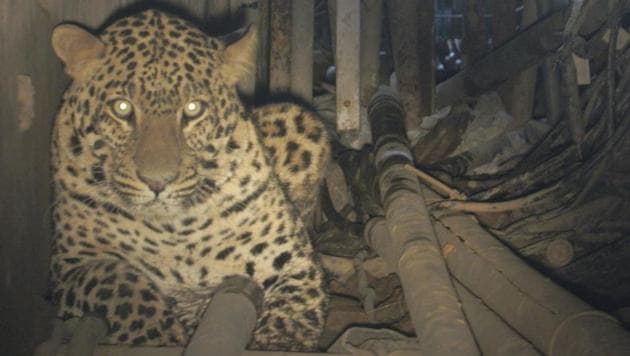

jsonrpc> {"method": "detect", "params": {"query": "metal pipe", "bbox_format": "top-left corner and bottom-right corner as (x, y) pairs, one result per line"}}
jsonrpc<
(367, 218), (541, 356)
(34, 319), (72, 356)
(184, 276), (262, 356)
(55, 346), (349, 356)
(365, 87), (480, 356)
(45, 276), (351, 356)
(67, 316), (108, 356)
(430, 205), (630, 356)
(453, 281), (541, 356)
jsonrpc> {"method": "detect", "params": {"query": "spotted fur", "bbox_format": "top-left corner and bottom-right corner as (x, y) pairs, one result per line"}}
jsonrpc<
(49, 9), (329, 351)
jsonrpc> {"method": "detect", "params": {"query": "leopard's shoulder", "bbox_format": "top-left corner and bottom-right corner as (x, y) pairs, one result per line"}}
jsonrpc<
(253, 103), (330, 219)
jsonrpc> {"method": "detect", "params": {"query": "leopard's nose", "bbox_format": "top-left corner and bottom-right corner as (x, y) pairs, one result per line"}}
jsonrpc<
(137, 171), (175, 195)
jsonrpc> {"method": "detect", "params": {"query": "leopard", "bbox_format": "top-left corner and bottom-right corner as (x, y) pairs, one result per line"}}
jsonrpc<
(48, 9), (329, 351)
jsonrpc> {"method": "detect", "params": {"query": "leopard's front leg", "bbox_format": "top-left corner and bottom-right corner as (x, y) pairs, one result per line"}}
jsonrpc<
(250, 254), (327, 351)
(52, 259), (188, 346)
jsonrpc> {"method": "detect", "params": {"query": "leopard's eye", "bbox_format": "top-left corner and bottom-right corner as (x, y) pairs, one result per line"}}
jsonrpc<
(110, 99), (134, 120)
(183, 100), (206, 120)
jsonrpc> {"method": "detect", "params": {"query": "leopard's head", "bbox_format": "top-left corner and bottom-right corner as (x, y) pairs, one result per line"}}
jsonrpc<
(51, 10), (257, 217)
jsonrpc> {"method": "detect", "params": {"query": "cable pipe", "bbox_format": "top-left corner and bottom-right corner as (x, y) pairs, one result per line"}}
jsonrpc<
(365, 87), (480, 356)
(367, 218), (541, 356)
(45, 276), (353, 356)
(56, 346), (349, 356)
(453, 281), (541, 356)
(430, 205), (630, 356)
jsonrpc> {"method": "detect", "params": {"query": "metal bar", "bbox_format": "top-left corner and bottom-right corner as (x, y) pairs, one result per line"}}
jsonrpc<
(290, 0), (314, 102)
(356, 0), (382, 147)
(255, 0), (271, 98)
(359, 0), (382, 108)
(335, 0), (361, 134)
(235, 0), (260, 97)
(386, 0), (434, 137)
(55, 346), (349, 356)
(538, 0), (561, 124)
(502, 0), (539, 123)
(365, 88), (480, 356)
(269, 0), (291, 92)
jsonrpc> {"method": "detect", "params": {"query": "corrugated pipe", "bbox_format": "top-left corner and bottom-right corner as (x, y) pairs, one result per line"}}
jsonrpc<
(365, 86), (480, 356)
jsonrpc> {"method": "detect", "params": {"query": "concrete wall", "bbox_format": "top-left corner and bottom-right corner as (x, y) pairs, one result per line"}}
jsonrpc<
(0, 2), (247, 354)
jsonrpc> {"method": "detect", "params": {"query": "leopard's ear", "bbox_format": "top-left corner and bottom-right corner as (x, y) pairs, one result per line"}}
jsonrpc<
(51, 24), (105, 81)
(222, 25), (257, 85)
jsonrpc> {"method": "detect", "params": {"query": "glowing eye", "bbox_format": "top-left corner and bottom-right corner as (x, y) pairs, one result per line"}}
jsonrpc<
(110, 99), (134, 119)
(183, 100), (205, 119)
